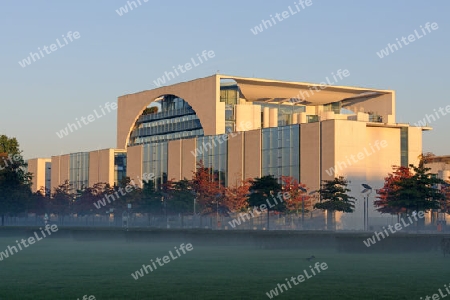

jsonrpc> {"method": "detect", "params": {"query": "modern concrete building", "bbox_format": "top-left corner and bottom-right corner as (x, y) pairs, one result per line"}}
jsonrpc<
(423, 156), (450, 227)
(27, 158), (51, 194)
(114, 74), (430, 229)
(425, 155), (450, 181)
(35, 149), (127, 191)
(30, 74), (434, 229)
(118, 75), (423, 181)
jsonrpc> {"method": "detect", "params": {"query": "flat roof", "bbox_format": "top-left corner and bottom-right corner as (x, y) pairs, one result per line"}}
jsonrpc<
(219, 74), (393, 105)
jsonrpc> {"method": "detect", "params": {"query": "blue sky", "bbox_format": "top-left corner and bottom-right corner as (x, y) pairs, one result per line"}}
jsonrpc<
(1, 0), (449, 159)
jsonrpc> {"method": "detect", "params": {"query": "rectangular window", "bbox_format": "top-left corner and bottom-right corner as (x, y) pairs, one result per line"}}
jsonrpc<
(143, 142), (168, 190)
(400, 127), (408, 167)
(69, 152), (89, 192)
(195, 136), (228, 186)
(261, 125), (300, 182)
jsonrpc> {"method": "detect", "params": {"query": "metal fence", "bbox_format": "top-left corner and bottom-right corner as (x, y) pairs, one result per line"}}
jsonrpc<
(2, 211), (327, 230)
(2, 211), (447, 232)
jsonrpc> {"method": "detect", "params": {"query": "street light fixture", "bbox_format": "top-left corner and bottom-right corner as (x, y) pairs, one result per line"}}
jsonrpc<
(361, 184), (372, 231)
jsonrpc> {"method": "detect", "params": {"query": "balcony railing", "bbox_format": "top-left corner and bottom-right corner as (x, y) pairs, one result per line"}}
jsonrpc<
(130, 119), (202, 138)
(137, 107), (196, 123)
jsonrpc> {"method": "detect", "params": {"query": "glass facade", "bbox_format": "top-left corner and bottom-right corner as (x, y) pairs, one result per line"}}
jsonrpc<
(323, 101), (341, 114)
(220, 83), (239, 133)
(69, 152), (89, 191)
(307, 115), (319, 123)
(129, 95), (204, 146)
(400, 127), (409, 167)
(262, 125), (300, 182)
(45, 162), (51, 194)
(143, 142), (168, 189)
(114, 152), (127, 185)
(256, 102), (306, 127)
(194, 136), (228, 186)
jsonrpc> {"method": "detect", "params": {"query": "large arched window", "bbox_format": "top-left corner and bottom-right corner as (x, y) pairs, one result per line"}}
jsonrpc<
(128, 95), (204, 146)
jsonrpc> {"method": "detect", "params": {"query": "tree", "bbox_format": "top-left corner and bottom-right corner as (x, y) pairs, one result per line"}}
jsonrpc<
(314, 176), (355, 230)
(418, 152), (436, 167)
(138, 180), (164, 226)
(142, 106), (158, 115)
(111, 176), (142, 214)
(374, 166), (412, 215)
(375, 163), (445, 228)
(166, 179), (195, 215)
(50, 180), (74, 224)
(165, 179), (195, 227)
(248, 175), (284, 230)
(0, 135), (20, 154)
(281, 176), (311, 214)
(29, 187), (50, 217)
(0, 135), (32, 226)
(191, 161), (226, 216)
(281, 176), (310, 229)
(74, 183), (108, 217)
(441, 180), (450, 215)
(224, 178), (251, 213)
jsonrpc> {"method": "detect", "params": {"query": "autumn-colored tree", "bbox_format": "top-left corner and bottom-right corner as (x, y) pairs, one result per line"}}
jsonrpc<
(142, 106), (158, 115)
(375, 164), (444, 217)
(224, 178), (251, 213)
(281, 176), (311, 214)
(191, 161), (226, 216)
(375, 163), (445, 228)
(374, 166), (412, 215)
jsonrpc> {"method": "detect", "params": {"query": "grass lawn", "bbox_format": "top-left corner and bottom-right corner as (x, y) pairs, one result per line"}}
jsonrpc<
(0, 232), (448, 300)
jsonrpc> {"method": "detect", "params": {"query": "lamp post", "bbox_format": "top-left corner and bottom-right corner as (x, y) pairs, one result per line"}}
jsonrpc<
(361, 184), (372, 231)
(161, 195), (168, 228)
(306, 189), (320, 229)
(216, 200), (219, 228)
(190, 190), (197, 228)
(107, 208), (114, 227)
(298, 186), (307, 229)
(214, 193), (221, 230)
(127, 203), (132, 229)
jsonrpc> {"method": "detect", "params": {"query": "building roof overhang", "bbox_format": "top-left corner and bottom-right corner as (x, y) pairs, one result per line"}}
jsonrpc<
(218, 74), (393, 106)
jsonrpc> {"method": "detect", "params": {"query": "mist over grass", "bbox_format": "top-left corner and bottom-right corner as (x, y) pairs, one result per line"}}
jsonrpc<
(0, 228), (448, 299)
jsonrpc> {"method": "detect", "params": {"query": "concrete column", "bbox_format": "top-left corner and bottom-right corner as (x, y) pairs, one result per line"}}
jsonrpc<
(253, 105), (261, 130)
(269, 108), (278, 127)
(236, 104), (254, 132)
(263, 107), (270, 128)
(298, 112), (307, 124)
